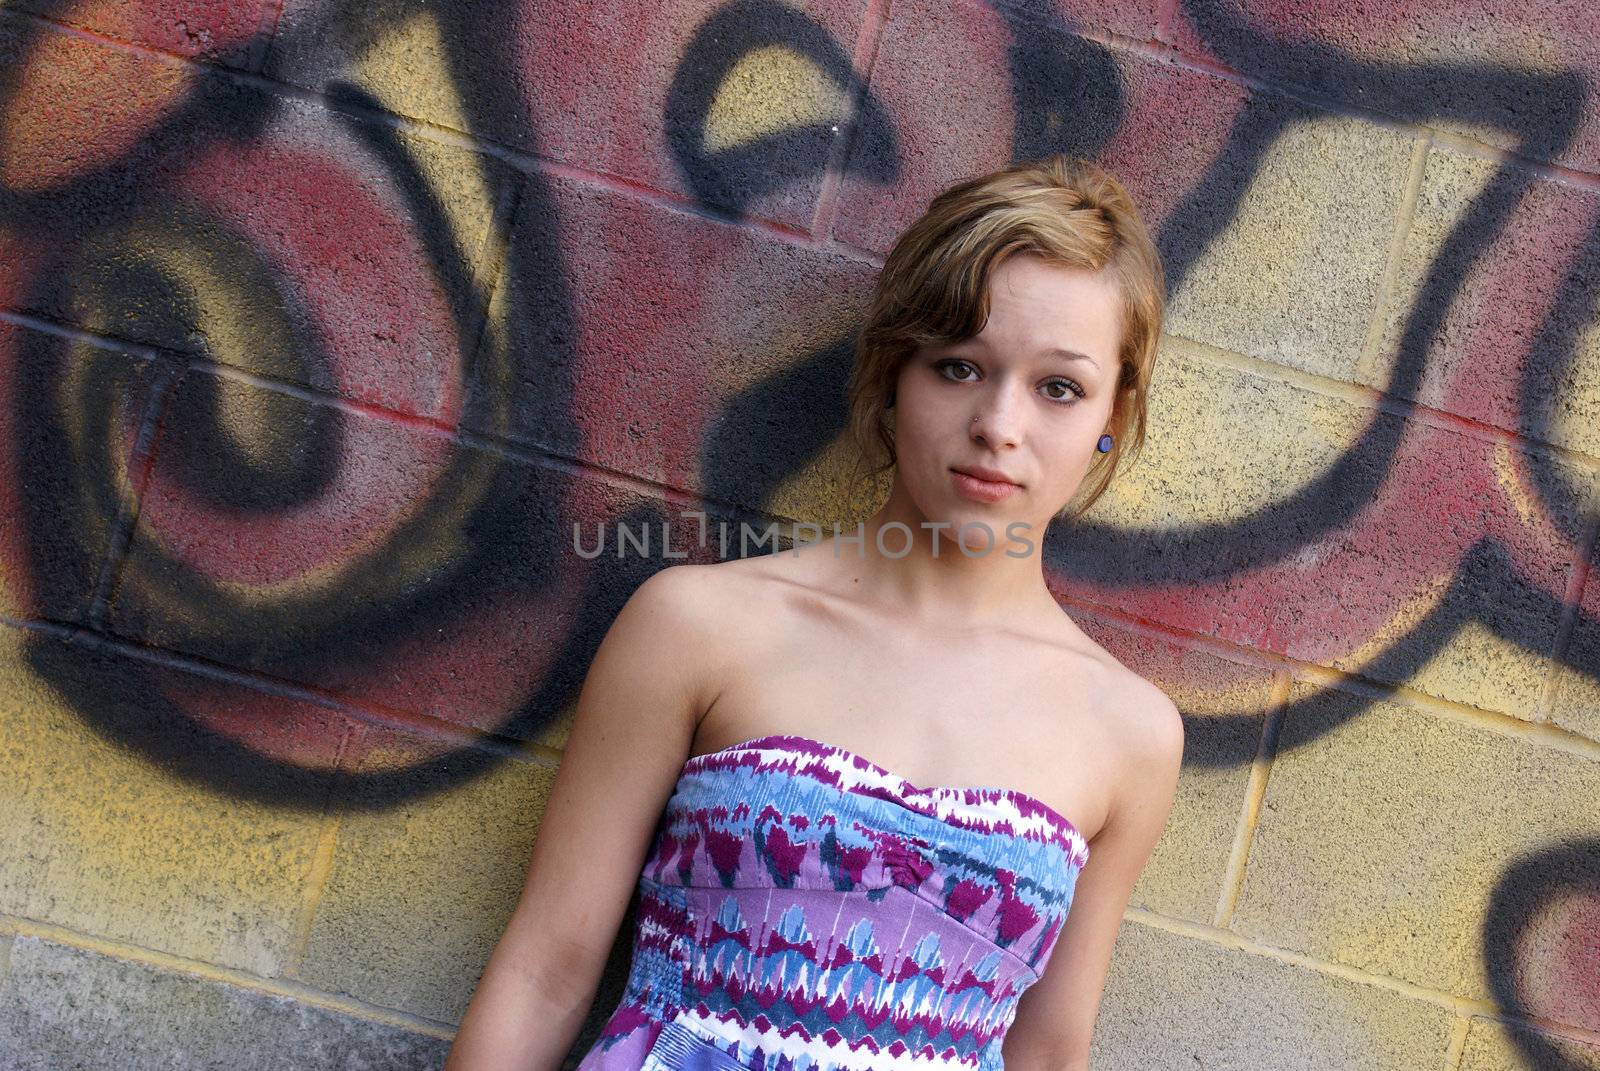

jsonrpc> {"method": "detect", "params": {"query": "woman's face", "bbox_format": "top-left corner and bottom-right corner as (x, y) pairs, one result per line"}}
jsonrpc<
(891, 252), (1124, 541)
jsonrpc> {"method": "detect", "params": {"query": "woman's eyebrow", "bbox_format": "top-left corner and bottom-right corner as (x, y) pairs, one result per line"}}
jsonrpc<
(1043, 347), (1099, 370)
(950, 343), (1102, 372)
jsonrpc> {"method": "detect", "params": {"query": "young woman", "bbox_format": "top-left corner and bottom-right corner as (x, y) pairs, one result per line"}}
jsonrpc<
(447, 154), (1184, 1071)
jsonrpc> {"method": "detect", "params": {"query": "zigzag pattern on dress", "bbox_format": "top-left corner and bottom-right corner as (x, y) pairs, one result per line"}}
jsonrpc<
(577, 735), (1091, 1071)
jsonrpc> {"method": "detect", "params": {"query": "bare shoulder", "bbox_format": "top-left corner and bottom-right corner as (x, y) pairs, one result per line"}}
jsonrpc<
(1094, 665), (1184, 840)
(1047, 620), (1184, 810)
(625, 558), (759, 638)
(1113, 667), (1184, 767)
(623, 556), (786, 693)
(630, 559), (721, 608)
(1097, 643), (1182, 755)
(660, 546), (832, 618)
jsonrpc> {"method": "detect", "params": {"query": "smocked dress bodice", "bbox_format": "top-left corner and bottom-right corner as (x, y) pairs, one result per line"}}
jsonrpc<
(573, 734), (1091, 1071)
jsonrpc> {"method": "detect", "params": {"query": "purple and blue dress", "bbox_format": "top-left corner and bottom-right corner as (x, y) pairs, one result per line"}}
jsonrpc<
(574, 733), (1091, 1071)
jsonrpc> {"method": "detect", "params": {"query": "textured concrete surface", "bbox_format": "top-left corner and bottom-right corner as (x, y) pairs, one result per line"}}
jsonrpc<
(1, 0), (270, 65)
(1360, 146), (1600, 457)
(1168, 0), (1600, 176)
(1458, 1016), (1600, 1071)
(461, 167), (879, 521)
(101, 373), (634, 740)
(0, 629), (340, 977)
(833, 0), (1415, 388)
(0, 320), (163, 625)
(267, 0), (872, 230)
(1088, 920), (1457, 1070)
(1077, 339), (1590, 720)
(1160, 113), (1414, 379)
(294, 723), (557, 1022)
(0, 935), (449, 1070)
(1548, 543), (1600, 744)
(1233, 680), (1600, 1007)
(0, 42), (509, 421)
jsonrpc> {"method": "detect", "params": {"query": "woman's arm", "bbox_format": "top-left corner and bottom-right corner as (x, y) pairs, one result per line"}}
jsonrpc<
(445, 564), (720, 1070)
(1001, 679), (1185, 1071)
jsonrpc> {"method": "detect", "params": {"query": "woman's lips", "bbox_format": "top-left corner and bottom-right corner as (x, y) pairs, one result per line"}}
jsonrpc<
(950, 467), (1020, 503)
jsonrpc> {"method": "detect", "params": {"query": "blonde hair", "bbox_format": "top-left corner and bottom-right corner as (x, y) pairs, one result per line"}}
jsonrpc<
(844, 154), (1165, 522)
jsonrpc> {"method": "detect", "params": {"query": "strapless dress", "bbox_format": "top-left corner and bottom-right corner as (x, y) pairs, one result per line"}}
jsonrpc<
(573, 733), (1091, 1071)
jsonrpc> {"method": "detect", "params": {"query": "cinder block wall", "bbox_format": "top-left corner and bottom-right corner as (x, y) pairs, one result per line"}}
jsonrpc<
(0, 1), (1596, 1068)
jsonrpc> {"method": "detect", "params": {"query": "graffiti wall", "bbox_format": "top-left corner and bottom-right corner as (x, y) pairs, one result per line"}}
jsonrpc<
(0, 0), (1596, 1066)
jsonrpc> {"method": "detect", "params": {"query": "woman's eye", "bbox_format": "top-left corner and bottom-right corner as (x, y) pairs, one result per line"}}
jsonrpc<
(937, 360), (1084, 403)
(1043, 378), (1086, 403)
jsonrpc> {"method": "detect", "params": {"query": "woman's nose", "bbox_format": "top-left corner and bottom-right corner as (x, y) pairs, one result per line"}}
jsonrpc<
(969, 390), (1023, 449)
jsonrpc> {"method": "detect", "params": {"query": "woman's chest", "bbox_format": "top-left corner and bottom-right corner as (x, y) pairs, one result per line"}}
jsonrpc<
(697, 631), (1126, 842)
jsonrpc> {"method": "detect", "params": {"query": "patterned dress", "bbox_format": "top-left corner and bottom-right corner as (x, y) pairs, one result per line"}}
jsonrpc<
(573, 734), (1091, 1071)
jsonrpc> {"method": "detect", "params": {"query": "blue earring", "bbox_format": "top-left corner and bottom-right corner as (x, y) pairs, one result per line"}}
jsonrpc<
(1097, 433), (1113, 453)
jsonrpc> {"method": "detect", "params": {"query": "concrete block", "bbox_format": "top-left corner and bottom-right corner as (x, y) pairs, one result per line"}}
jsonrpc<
(835, 3), (1414, 383)
(294, 725), (556, 1022)
(994, 0), (1163, 43)
(0, 935), (449, 1070)
(1074, 341), (1585, 719)
(0, 23), (509, 422)
(1547, 543), (1600, 745)
(0, 320), (162, 625)
(104, 375), (728, 736)
(462, 167), (879, 523)
(1158, 111), (1413, 378)
(1359, 146), (1600, 458)
(104, 367), (484, 677)
(1232, 680), (1600, 1009)
(1459, 1015), (1600, 1070)
(2, 0), (268, 65)
(0, 15), (191, 265)
(1168, 1), (1600, 175)
(1088, 920), (1456, 1069)
(1057, 339), (1369, 645)
(267, 0), (871, 229)
(835, 0), (1122, 253)
(0, 629), (341, 976)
